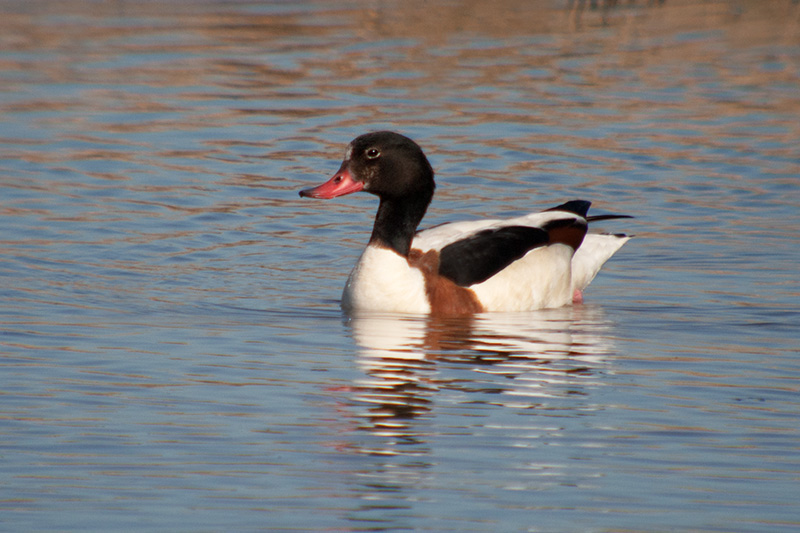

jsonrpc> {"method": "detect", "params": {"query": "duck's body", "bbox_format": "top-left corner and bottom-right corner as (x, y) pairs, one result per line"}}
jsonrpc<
(300, 132), (631, 315)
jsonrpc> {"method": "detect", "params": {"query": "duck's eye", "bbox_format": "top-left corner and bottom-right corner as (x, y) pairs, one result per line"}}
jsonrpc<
(365, 148), (380, 159)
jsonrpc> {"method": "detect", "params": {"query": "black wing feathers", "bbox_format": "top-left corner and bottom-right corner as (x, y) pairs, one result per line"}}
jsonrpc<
(438, 225), (549, 286)
(435, 199), (629, 288)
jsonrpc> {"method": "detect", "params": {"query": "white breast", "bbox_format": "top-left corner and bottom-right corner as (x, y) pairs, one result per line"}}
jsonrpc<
(341, 245), (431, 314)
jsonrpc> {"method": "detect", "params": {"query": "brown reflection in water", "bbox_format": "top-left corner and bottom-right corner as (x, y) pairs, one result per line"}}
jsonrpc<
(3, 0), (797, 174)
(344, 306), (615, 454)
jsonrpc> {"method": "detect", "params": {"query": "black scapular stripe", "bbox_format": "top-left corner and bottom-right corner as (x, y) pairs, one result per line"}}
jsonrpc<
(438, 225), (549, 287)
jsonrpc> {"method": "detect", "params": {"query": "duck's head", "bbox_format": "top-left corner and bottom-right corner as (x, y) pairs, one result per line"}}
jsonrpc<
(300, 131), (435, 201)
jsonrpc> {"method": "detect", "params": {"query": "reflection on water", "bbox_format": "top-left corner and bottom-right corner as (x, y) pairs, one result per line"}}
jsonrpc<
(346, 306), (617, 455)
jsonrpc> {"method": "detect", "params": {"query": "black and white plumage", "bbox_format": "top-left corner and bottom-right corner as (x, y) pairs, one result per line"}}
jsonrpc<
(300, 131), (631, 315)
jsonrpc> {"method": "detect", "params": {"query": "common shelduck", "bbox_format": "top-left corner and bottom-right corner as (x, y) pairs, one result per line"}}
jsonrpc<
(300, 131), (631, 315)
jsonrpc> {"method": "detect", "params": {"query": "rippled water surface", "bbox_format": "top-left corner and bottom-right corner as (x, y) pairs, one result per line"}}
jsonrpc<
(2, 1), (799, 531)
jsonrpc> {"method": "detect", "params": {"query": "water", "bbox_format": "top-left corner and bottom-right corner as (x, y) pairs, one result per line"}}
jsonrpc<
(2, 0), (799, 531)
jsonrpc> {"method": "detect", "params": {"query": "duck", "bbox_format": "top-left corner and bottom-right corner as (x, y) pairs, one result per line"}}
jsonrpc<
(300, 131), (631, 315)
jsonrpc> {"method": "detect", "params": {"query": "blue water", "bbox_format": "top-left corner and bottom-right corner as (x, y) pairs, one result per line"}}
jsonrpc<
(2, 1), (799, 531)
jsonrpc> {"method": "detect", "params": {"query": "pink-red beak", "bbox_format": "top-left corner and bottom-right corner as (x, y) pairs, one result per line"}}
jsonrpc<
(299, 167), (364, 199)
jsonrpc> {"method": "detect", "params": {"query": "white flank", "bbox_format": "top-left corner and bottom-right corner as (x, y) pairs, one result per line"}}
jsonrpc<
(470, 243), (575, 311)
(341, 245), (431, 313)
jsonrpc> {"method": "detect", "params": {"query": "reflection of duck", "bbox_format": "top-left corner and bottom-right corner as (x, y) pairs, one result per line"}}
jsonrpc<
(346, 314), (438, 430)
(347, 306), (618, 430)
(300, 131), (631, 314)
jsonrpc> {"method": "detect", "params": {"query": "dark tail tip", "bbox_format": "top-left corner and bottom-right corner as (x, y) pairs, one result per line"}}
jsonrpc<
(547, 199), (591, 218)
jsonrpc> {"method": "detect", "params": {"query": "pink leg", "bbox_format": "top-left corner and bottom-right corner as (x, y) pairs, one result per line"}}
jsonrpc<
(572, 289), (583, 304)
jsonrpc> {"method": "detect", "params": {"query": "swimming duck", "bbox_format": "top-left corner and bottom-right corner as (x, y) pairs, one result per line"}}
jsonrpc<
(300, 131), (630, 315)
